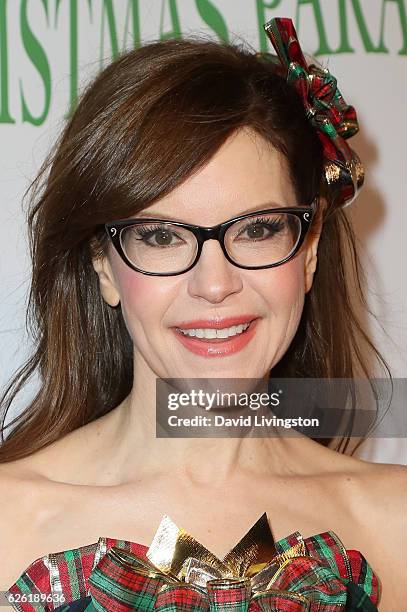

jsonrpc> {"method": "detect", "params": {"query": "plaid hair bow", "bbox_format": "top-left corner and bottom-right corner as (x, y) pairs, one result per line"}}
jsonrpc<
(264, 18), (364, 208)
(80, 514), (378, 611)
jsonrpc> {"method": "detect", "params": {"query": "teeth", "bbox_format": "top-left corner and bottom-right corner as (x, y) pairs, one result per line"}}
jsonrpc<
(178, 322), (251, 339)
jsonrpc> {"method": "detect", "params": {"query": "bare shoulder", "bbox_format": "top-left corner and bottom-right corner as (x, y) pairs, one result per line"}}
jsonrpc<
(0, 460), (40, 526)
(362, 460), (407, 547)
(0, 461), (52, 590)
(328, 453), (407, 536)
(345, 459), (407, 609)
(353, 459), (407, 514)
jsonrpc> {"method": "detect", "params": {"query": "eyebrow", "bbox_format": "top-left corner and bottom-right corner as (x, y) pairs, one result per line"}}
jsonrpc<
(131, 201), (290, 222)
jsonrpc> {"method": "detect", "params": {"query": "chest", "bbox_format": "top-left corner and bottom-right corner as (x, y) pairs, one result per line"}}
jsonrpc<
(2, 476), (374, 591)
(33, 476), (363, 559)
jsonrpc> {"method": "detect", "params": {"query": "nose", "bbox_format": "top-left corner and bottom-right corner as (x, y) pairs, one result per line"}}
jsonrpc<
(187, 239), (243, 303)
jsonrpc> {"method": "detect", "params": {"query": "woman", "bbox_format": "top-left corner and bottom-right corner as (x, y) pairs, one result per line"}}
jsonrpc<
(0, 17), (405, 611)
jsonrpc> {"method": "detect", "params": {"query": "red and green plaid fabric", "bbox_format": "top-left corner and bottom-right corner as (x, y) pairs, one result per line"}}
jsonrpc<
(7, 529), (379, 611)
(263, 17), (363, 208)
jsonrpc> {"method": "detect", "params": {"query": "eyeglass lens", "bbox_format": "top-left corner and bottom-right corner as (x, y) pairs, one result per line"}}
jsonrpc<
(119, 212), (302, 274)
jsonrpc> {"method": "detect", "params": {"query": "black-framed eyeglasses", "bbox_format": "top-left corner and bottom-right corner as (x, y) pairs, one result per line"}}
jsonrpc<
(105, 200), (317, 276)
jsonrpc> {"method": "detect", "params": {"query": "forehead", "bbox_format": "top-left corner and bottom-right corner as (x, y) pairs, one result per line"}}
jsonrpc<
(133, 128), (297, 224)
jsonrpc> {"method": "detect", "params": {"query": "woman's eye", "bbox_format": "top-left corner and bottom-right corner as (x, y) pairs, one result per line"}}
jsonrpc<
(134, 225), (184, 247)
(236, 219), (284, 241)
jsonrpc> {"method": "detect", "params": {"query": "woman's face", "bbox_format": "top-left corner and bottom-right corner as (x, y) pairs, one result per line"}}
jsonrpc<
(93, 127), (322, 380)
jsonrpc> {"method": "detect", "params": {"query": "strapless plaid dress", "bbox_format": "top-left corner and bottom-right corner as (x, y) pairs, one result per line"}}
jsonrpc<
(6, 514), (380, 611)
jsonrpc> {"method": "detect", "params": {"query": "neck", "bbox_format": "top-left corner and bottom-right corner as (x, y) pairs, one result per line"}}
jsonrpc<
(103, 358), (313, 487)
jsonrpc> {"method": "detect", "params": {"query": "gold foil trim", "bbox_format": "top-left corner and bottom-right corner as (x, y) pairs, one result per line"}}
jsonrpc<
(252, 587), (310, 607)
(324, 151), (365, 209)
(93, 537), (107, 570)
(265, 557), (293, 588)
(110, 546), (178, 582)
(353, 151), (365, 190)
(324, 161), (341, 185)
(146, 514), (230, 577)
(273, 535), (306, 565)
(86, 513), (340, 611)
(146, 512), (276, 581)
(250, 560), (281, 593)
(223, 512), (277, 577)
(180, 556), (228, 587)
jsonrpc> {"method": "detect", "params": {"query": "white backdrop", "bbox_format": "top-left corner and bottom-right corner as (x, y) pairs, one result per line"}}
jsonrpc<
(1, 0), (406, 463)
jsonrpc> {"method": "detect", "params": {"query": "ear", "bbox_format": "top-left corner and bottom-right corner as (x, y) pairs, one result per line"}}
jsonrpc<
(91, 242), (121, 307)
(303, 200), (325, 294)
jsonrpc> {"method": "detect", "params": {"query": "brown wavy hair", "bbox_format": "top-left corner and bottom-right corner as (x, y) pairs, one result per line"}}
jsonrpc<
(0, 35), (390, 462)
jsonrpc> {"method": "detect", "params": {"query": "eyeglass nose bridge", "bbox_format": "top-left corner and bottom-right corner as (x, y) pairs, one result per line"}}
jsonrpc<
(191, 222), (231, 265)
(194, 223), (224, 242)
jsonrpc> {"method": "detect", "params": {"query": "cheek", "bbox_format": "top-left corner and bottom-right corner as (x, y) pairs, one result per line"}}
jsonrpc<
(260, 257), (306, 366)
(114, 265), (176, 340)
(117, 268), (159, 327)
(261, 256), (306, 315)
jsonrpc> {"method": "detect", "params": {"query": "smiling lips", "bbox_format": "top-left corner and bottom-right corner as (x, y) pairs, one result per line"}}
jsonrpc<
(171, 315), (260, 357)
